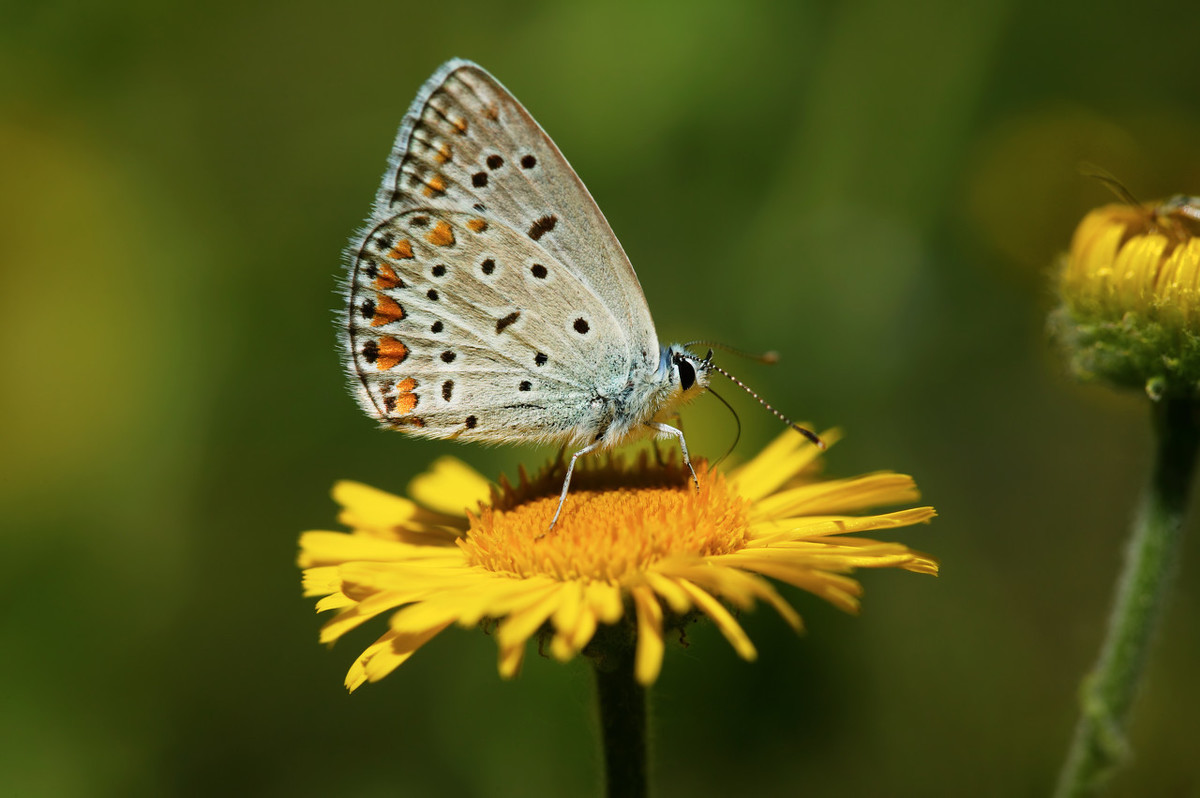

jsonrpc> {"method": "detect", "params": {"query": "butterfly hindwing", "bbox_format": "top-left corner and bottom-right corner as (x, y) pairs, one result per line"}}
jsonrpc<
(347, 205), (635, 443)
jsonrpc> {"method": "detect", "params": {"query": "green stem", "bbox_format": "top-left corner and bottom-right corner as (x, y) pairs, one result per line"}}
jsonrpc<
(1054, 397), (1200, 797)
(591, 633), (649, 798)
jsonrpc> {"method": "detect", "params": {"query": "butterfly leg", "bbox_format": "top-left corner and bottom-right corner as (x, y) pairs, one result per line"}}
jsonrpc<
(647, 422), (700, 490)
(549, 438), (605, 530)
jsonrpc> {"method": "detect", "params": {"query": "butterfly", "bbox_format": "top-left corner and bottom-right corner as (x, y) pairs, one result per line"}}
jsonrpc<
(341, 59), (819, 527)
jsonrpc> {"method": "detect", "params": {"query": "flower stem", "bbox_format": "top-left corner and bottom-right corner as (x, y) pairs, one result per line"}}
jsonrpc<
(1054, 397), (1200, 797)
(591, 631), (649, 798)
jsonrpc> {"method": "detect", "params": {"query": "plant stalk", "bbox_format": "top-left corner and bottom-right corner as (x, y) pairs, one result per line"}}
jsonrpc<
(1054, 397), (1200, 797)
(591, 635), (649, 798)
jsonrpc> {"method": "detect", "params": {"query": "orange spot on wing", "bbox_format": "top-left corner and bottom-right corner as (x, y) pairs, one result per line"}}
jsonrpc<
(426, 220), (455, 247)
(467, 218), (488, 233)
(482, 105), (499, 121)
(387, 239), (414, 259)
(376, 336), (409, 370)
(371, 294), (405, 326)
(423, 175), (447, 198)
(435, 143), (452, 164)
(393, 377), (418, 414)
(451, 117), (468, 135)
(373, 264), (403, 290)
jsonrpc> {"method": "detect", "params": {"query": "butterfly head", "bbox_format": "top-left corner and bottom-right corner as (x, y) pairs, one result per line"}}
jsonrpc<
(663, 345), (713, 398)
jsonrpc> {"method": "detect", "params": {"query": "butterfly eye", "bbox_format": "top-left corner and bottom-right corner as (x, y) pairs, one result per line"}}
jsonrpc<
(675, 356), (696, 391)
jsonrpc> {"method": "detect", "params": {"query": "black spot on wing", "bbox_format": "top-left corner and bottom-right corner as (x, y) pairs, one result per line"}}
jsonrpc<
(495, 311), (520, 334)
(528, 215), (557, 241)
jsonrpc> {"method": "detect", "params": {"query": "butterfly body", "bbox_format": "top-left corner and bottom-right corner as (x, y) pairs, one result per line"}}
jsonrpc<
(341, 59), (715, 522)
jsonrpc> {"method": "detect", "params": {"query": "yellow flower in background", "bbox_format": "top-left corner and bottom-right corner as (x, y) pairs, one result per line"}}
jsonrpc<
(1053, 196), (1200, 397)
(299, 432), (937, 690)
(1050, 190), (1200, 796)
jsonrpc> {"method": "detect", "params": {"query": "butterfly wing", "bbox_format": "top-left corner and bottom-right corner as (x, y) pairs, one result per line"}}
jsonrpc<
(342, 60), (660, 444)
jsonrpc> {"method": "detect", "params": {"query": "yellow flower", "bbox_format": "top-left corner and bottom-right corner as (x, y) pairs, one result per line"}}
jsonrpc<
(1053, 196), (1200, 397)
(298, 432), (937, 690)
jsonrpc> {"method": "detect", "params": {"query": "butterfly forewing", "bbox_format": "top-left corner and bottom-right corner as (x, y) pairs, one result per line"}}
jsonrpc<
(378, 62), (656, 343)
(344, 60), (664, 443)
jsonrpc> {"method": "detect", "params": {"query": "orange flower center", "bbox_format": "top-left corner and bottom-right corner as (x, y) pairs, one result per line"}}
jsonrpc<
(459, 458), (750, 582)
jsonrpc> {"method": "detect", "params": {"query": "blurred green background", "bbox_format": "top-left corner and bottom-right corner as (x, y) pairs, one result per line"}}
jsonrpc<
(4, 0), (1199, 795)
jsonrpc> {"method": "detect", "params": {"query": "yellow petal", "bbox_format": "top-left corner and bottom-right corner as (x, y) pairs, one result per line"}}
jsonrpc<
(334, 480), (422, 527)
(727, 430), (832, 502)
(664, 563), (803, 632)
(314, 593), (356, 613)
(548, 582), (588, 660)
(301, 565), (342, 596)
(298, 531), (461, 569)
(498, 640), (525, 679)
(631, 585), (665, 685)
(749, 472), (920, 521)
(497, 583), (568, 648)
(345, 622), (452, 691)
(586, 581), (624, 624)
(643, 572), (692, 614)
(407, 456), (493, 515)
(721, 557), (865, 613)
(677, 579), (757, 660)
(749, 506), (937, 544)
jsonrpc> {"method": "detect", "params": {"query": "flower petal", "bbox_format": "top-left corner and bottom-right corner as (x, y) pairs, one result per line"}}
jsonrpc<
(631, 585), (665, 685)
(643, 572), (692, 614)
(301, 565), (343, 597)
(497, 583), (569, 648)
(748, 506), (937, 544)
(298, 531), (462, 569)
(749, 472), (921, 521)
(656, 560), (803, 631)
(728, 430), (834, 502)
(715, 555), (866, 613)
(498, 639), (525, 679)
(677, 579), (757, 660)
(559, 604), (598, 659)
(333, 481), (462, 539)
(407, 456), (493, 516)
(548, 581), (589, 661)
(586, 581), (624, 624)
(345, 622), (452, 691)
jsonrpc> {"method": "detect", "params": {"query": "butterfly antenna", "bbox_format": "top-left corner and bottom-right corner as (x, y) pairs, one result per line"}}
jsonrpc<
(705, 385), (741, 466)
(707, 359), (825, 449)
(1079, 162), (1143, 207)
(683, 341), (779, 365)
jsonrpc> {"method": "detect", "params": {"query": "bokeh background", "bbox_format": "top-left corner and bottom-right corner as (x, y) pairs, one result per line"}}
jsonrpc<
(4, 1), (1200, 795)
